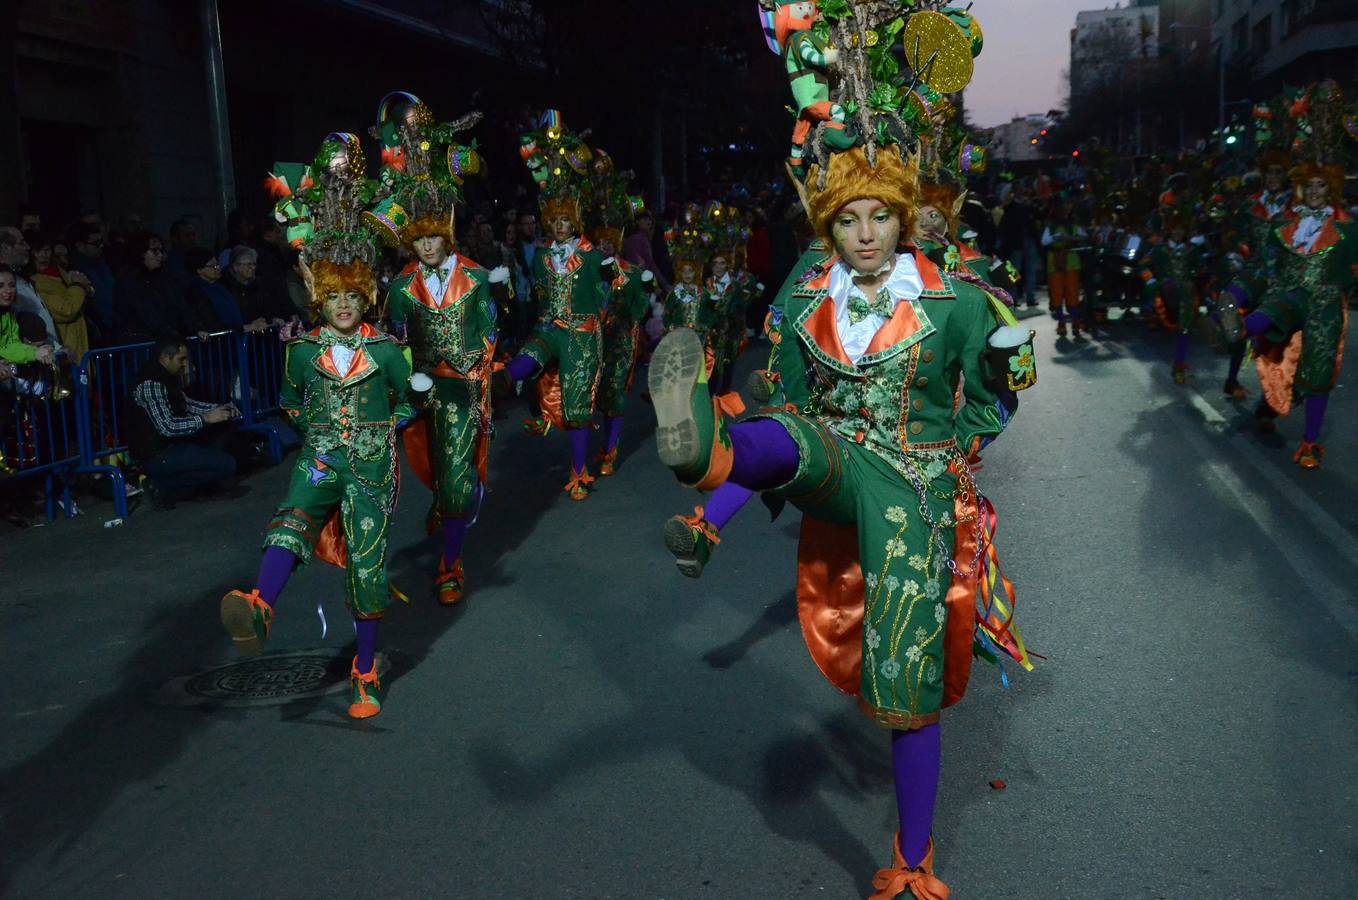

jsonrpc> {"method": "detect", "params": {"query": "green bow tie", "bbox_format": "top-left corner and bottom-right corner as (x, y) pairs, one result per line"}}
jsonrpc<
(846, 289), (895, 326)
(421, 264), (448, 285)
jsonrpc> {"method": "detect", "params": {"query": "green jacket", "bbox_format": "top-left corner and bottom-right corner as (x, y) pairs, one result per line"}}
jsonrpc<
(0, 311), (37, 363)
(386, 255), (496, 375)
(532, 238), (609, 323)
(772, 248), (1011, 460)
(281, 324), (414, 462)
(663, 283), (715, 333)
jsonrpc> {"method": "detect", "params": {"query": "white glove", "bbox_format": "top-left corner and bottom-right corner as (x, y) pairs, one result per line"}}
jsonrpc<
(601, 256), (616, 267)
(641, 270), (655, 283)
(488, 266), (511, 284)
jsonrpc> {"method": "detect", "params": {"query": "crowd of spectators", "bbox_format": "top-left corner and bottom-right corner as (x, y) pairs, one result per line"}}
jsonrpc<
(0, 175), (824, 526)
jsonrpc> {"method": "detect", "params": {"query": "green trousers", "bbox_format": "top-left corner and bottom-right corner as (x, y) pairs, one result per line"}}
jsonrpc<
(265, 445), (397, 618)
(757, 410), (963, 728)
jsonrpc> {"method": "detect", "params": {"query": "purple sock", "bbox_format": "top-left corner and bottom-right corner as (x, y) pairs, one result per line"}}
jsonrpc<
(605, 416), (625, 453)
(1227, 342), (1246, 383)
(442, 517), (467, 567)
(507, 353), (539, 382)
(569, 427), (589, 473)
(704, 483), (754, 529)
(354, 619), (379, 674)
(728, 419), (800, 489)
(256, 546), (296, 608)
(1244, 311), (1274, 338)
(1304, 395), (1328, 443)
(891, 723), (941, 869)
(1174, 333), (1190, 367)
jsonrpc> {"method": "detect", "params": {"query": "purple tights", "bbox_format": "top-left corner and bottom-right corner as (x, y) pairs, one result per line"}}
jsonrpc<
(1173, 334), (1190, 368)
(507, 353), (539, 382)
(569, 428), (589, 473)
(1244, 311), (1274, 338)
(1304, 395), (1328, 443)
(892, 724), (942, 869)
(256, 546), (296, 607)
(605, 416), (625, 453)
(354, 619), (379, 673)
(728, 419), (800, 490)
(704, 483), (755, 529)
(442, 517), (467, 566)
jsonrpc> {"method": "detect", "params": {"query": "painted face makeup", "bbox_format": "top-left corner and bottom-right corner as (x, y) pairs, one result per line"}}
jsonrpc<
(324, 290), (366, 336)
(832, 199), (902, 276)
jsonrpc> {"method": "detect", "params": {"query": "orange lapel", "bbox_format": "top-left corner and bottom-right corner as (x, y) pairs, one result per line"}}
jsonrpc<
(409, 257), (476, 310)
(864, 300), (925, 357)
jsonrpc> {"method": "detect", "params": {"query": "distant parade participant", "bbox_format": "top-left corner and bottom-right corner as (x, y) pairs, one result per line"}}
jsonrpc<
(1141, 200), (1208, 385)
(223, 133), (413, 719)
(1220, 147), (1294, 399)
(1041, 198), (1087, 338)
(661, 208), (716, 346)
(659, 4), (1036, 893)
(505, 111), (612, 501)
(369, 92), (508, 606)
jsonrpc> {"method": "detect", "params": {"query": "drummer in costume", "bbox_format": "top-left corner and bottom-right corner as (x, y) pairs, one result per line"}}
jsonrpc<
(654, 4), (1034, 894)
(1240, 81), (1357, 468)
(222, 133), (414, 719)
(369, 93), (509, 606)
(505, 111), (613, 501)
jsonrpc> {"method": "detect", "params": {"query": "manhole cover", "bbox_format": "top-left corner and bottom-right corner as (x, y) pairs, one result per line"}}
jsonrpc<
(151, 650), (387, 708)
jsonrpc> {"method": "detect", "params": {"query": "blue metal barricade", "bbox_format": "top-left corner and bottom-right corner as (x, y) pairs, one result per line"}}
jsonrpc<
(1, 362), (84, 521)
(73, 330), (288, 520)
(240, 327), (285, 421)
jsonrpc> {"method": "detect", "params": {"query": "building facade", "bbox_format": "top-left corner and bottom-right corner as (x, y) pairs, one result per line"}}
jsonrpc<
(1214, 0), (1358, 93)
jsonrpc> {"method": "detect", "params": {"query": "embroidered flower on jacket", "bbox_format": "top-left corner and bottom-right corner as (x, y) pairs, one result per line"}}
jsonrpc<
(880, 657), (902, 680)
(905, 644), (923, 664)
(865, 572), (879, 590)
(866, 628), (882, 650)
(360, 516), (375, 532)
(883, 574), (901, 595)
(934, 603), (946, 624)
(914, 626), (928, 643)
(885, 506), (909, 525)
(885, 538), (908, 558)
(924, 579), (942, 600)
(902, 578), (921, 597)
(908, 554), (927, 571)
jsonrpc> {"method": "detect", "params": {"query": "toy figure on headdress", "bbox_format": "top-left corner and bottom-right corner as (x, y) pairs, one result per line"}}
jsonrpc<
(225, 134), (415, 719)
(503, 110), (612, 501)
(367, 92), (507, 607)
(654, 4), (1034, 894)
(1238, 81), (1357, 468)
(759, 1), (855, 168)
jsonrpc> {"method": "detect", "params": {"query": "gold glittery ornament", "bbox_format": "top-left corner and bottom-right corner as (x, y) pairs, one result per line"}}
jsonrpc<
(903, 11), (974, 94)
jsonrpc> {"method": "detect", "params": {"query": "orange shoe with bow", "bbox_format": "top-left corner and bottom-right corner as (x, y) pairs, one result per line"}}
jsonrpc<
(869, 834), (949, 900)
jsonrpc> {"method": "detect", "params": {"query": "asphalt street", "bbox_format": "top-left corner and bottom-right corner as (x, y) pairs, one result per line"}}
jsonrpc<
(3, 302), (1356, 899)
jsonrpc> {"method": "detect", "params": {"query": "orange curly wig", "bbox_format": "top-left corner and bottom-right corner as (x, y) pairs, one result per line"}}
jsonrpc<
(404, 213), (454, 245)
(310, 259), (376, 313)
(1290, 161), (1345, 204)
(540, 196), (583, 234)
(917, 181), (965, 239)
(807, 145), (921, 245)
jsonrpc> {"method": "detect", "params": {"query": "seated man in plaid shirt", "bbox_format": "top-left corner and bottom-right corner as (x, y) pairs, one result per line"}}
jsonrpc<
(126, 338), (243, 508)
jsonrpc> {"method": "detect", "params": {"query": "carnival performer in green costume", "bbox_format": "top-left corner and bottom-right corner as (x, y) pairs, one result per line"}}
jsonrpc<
(222, 133), (414, 719)
(652, 5), (1034, 893)
(507, 110), (612, 501)
(1242, 82), (1357, 469)
(585, 152), (654, 475)
(368, 92), (509, 606)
